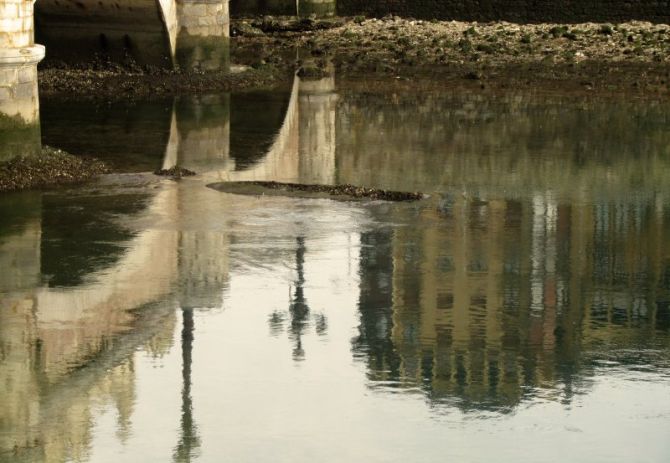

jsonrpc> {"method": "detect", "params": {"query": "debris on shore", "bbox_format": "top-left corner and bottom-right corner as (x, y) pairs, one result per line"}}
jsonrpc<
(0, 146), (109, 192)
(232, 16), (670, 96)
(208, 180), (424, 201)
(153, 166), (197, 179)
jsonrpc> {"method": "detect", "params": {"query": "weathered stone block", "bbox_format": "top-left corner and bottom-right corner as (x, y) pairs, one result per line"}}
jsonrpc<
(0, 87), (13, 101)
(206, 4), (222, 14)
(0, 18), (23, 33)
(0, 4), (18, 17)
(187, 4), (207, 16)
(15, 81), (36, 100)
(198, 16), (218, 26)
(17, 66), (36, 84)
(0, 68), (19, 85)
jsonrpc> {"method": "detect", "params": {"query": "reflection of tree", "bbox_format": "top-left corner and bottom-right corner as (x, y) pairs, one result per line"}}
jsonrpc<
(268, 236), (328, 360)
(289, 237), (310, 360)
(173, 308), (200, 463)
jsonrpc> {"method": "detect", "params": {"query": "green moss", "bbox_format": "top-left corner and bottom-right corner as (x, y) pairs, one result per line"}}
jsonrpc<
(0, 115), (41, 162)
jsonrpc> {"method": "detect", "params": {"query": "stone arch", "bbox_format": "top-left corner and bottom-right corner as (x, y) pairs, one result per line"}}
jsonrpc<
(34, 0), (178, 67)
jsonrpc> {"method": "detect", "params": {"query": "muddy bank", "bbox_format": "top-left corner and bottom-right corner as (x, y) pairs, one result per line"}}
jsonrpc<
(235, 17), (670, 97)
(38, 61), (293, 101)
(209, 181), (424, 201)
(0, 147), (109, 192)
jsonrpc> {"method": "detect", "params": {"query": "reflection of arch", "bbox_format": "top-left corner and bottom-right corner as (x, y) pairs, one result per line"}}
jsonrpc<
(174, 74), (338, 184)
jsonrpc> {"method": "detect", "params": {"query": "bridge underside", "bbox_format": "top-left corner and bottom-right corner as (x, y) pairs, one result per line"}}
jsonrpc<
(35, 0), (174, 68)
(34, 0), (231, 70)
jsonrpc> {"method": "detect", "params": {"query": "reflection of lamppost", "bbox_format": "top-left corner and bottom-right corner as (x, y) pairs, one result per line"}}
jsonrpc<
(289, 237), (310, 360)
(173, 308), (200, 463)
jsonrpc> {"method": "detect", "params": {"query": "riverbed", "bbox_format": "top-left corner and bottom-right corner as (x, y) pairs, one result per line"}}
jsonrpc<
(1, 76), (670, 462)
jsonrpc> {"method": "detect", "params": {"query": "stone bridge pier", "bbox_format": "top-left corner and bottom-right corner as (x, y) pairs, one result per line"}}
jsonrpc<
(0, 0), (44, 159)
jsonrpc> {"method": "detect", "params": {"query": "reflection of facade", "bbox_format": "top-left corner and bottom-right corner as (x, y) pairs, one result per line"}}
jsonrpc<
(0, 76), (340, 457)
(0, 185), (181, 461)
(335, 92), (670, 199)
(354, 194), (670, 410)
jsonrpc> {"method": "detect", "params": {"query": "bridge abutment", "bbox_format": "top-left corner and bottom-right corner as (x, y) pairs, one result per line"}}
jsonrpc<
(176, 0), (231, 71)
(0, 0), (44, 159)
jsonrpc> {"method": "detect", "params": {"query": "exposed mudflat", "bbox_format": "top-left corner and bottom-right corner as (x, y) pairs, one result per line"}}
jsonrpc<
(38, 61), (293, 101)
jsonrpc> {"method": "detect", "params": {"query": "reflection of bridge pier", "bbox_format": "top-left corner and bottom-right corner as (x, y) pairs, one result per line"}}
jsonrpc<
(298, 75), (338, 184)
(0, 0), (44, 159)
(218, 74), (337, 183)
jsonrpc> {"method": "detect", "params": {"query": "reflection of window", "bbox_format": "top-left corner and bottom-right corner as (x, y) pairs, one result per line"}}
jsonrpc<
(437, 293), (454, 310)
(438, 256), (454, 272)
(468, 259), (488, 273)
(470, 295), (487, 309)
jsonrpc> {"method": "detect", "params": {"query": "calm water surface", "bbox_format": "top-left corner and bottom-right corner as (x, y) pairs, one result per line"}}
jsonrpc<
(1, 77), (670, 463)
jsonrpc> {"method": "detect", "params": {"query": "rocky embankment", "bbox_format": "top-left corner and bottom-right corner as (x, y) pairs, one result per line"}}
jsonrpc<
(235, 16), (670, 95)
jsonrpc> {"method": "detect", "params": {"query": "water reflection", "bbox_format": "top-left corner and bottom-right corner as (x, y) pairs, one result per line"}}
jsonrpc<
(174, 309), (199, 463)
(353, 194), (670, 411)
(1, 78), (670, 461)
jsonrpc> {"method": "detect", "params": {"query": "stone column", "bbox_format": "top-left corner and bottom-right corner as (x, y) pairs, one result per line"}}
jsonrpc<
(298, 0), (336, 17)
(176, 0), (230, 71)
(0, 0), (44, 160)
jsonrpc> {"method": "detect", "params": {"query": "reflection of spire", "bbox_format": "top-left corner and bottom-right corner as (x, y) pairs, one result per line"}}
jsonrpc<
(289, 237), (310, 360)
(173, 308), (200, 463)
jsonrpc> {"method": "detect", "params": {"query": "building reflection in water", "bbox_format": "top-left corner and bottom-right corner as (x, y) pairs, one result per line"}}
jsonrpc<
(1, 73), (336, 460)
(173, 309), (200, 463)
(353, 193), (670, 411)
(2, 75), (670, 461)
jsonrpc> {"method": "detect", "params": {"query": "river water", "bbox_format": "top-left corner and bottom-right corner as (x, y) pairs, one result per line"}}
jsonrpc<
(1, 76), (670, 463)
